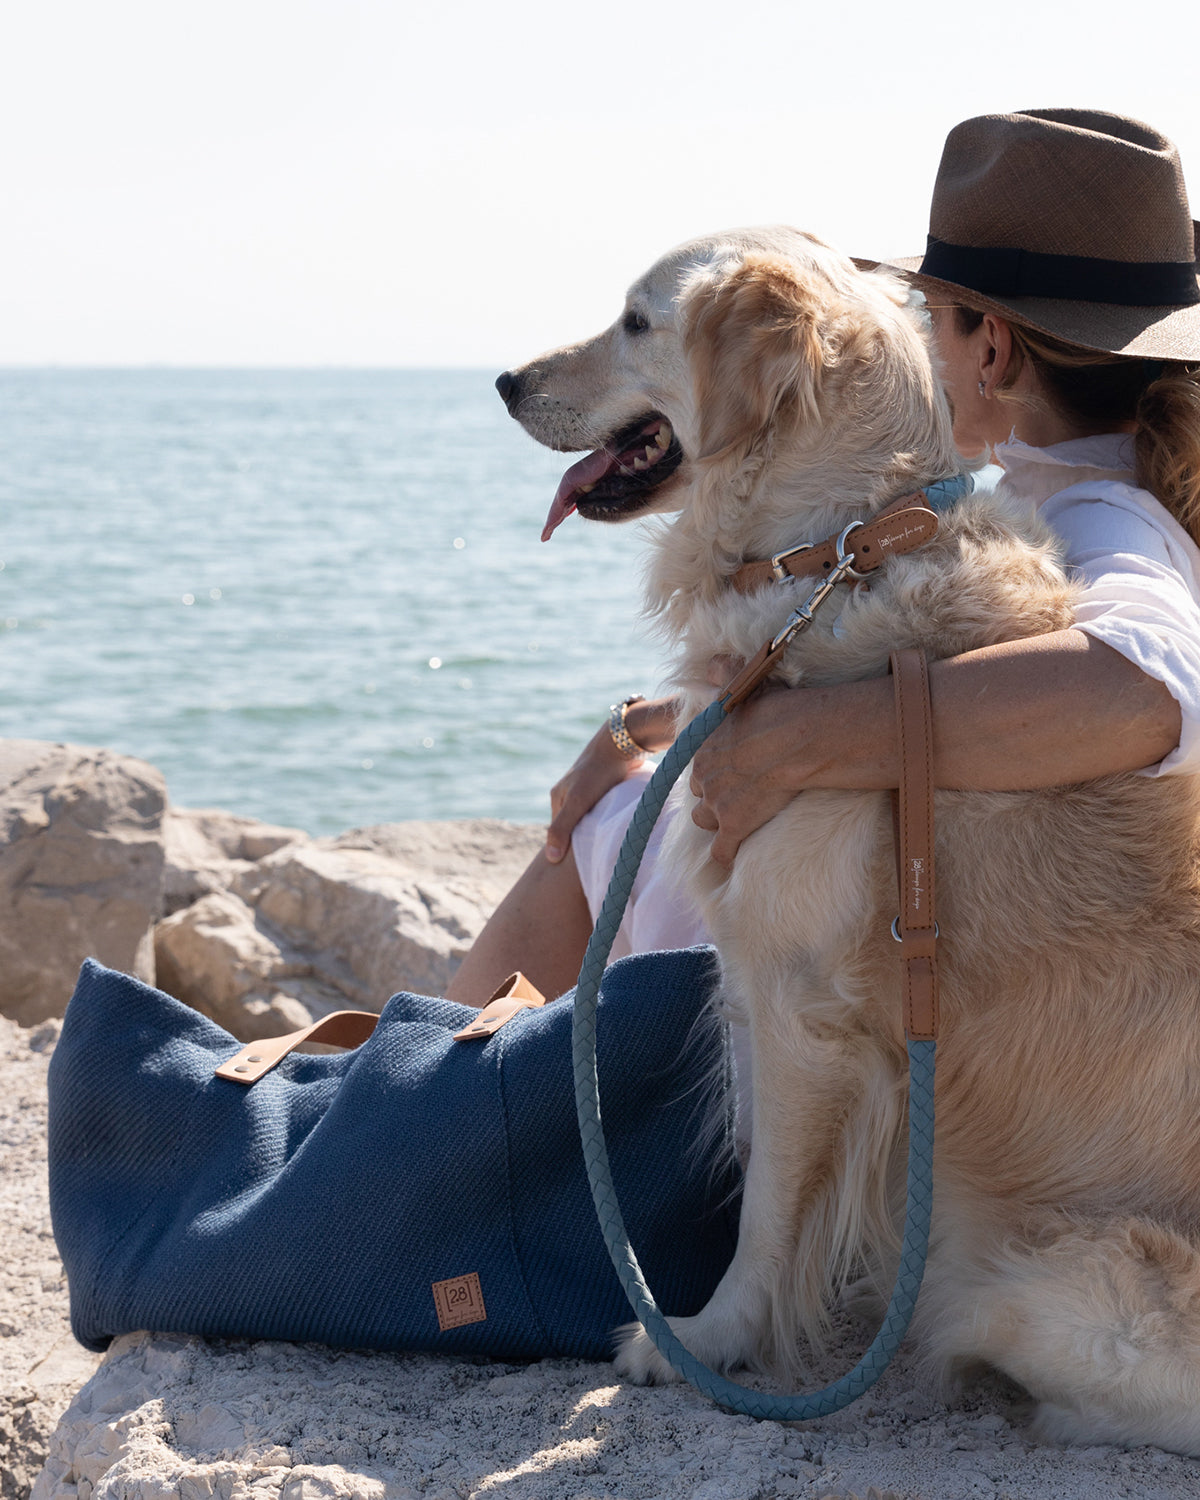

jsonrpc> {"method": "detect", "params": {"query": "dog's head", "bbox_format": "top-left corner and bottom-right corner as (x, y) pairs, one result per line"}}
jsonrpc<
(498, 227), (956, 550)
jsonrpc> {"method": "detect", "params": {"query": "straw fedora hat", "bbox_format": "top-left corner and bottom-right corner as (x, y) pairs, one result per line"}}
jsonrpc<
(857, 108), (1200, 361)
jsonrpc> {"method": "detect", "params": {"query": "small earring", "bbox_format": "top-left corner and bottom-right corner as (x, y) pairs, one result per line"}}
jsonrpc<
(977, 380), (988, 398)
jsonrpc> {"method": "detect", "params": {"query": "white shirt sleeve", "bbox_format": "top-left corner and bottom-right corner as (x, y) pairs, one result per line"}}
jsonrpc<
(1041, 481), (1200, 777)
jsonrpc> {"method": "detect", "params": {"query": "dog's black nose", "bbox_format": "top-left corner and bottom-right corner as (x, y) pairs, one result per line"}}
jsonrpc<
(495, 371), (520, 414)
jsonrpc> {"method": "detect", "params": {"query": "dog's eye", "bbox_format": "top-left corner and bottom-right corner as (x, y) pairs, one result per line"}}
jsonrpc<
(623, 310), (650, 335)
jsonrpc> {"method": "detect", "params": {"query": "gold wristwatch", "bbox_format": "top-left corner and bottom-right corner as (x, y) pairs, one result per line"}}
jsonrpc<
(607, 694), (646, 759)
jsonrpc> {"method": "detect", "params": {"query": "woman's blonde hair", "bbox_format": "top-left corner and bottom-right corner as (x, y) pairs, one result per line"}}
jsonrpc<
(954, 307), (1200, 545)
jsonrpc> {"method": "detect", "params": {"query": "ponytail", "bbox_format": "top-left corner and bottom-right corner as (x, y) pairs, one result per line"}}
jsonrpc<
(1135, 368), (1200, 546)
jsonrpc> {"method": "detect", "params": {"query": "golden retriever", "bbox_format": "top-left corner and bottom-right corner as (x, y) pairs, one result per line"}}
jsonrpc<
(499, 226), (1200, 1453)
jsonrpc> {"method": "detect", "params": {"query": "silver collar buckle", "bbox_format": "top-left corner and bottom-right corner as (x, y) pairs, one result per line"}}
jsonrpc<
(770, 540), (813, 583)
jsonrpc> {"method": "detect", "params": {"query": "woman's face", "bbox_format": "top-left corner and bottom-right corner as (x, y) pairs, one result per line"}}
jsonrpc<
(928, 304), (1132, 450)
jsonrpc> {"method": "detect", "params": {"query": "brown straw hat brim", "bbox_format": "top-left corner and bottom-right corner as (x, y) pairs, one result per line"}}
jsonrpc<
(853, 237), (1200, 362)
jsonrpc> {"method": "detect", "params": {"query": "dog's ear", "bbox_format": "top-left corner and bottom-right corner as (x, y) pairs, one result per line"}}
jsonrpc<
(683, 253), (829, 460)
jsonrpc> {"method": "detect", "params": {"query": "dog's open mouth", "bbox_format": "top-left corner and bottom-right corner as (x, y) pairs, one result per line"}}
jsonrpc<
(541, 416), (684, 540)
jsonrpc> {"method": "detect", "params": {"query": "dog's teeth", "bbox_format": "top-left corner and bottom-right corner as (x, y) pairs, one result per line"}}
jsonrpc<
(577, 483), (595, 494)
(644, 445), (659, 462)
(632, 457), (649, 471)
(655, 427), (671, 450)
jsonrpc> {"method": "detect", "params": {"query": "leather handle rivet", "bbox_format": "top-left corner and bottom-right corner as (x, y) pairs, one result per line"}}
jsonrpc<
(233, 1064), (248, 1073)
(246, 1055), (263, 1062)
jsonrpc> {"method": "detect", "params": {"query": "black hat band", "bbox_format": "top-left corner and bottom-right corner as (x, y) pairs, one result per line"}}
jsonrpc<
(920, 236), (1200, 308)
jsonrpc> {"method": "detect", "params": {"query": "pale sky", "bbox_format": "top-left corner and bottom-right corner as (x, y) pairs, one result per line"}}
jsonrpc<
(3, 0), (1197, 368)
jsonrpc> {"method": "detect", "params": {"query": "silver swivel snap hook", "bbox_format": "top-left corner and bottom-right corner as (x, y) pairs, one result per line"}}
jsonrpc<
(767, 521), (866, 653)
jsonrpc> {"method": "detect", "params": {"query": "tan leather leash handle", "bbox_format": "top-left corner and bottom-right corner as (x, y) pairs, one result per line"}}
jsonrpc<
(890, 648), (939, 1041)
(215, 972), (548, 1084)
(717, 638), (785, 711)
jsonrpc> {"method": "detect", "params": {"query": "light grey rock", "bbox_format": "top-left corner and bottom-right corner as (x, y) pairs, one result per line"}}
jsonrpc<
(153, 889), (343, 1040)
(238, 820), (544, 1005)
(0, 744), (542, 1037)
(155, 819), (544, 1037)
(0, 742), (166, 1025)
(162, 806), (308, 917)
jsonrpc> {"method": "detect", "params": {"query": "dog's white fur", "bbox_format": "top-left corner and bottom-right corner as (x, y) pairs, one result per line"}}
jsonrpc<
(508, 227), (1200, 1453)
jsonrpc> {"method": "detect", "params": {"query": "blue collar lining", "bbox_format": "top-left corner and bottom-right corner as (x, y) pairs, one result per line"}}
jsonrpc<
(922, 471), (976, 512)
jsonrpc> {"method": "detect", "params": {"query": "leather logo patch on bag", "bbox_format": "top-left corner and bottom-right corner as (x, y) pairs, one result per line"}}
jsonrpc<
(432, 1273), (487, 1331)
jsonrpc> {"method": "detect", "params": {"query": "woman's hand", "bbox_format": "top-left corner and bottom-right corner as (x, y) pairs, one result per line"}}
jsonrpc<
(687, 658), (805, 867)
(545, 696), (680, 863)
(545, 726), (643, 863)
(688, 690), (807, 868)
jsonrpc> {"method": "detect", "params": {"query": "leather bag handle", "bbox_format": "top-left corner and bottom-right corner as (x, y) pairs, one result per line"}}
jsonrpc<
(451, 971), (547, 1040)
(214, 972), (548, 1084)
(214, 1010), (379, 1083)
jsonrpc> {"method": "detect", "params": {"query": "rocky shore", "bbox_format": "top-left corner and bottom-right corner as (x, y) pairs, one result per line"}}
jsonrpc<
(0, 739), (543, 1037)
(2, 741), (1197, 1498)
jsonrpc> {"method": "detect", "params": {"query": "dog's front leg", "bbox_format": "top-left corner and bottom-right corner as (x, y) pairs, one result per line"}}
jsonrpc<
(615, 1009), (866, 1385)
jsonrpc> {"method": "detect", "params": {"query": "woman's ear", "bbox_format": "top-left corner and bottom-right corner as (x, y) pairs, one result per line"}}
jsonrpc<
(978, 314), (1015, 396)
(683, 254), (827, 459)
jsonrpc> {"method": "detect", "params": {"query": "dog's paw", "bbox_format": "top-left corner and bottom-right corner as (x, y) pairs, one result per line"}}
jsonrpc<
(612, 1321), (687, 1385)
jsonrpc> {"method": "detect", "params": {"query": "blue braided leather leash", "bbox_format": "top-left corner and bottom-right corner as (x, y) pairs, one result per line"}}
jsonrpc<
(568, 482), (964, 1419)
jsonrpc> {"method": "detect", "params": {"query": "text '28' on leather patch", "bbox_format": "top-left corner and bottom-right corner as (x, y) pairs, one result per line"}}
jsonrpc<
(432, 1273), (487, 1331)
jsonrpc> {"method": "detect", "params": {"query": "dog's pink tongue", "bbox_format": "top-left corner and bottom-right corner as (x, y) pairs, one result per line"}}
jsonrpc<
(541, 447), (617, 541)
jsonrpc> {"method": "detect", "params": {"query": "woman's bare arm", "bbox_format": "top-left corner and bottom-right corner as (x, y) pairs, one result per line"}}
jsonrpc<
(689, 630), (1182, 867)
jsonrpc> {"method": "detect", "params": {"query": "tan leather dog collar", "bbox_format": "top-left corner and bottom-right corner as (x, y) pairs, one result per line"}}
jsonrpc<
(729, 492), (940, 595)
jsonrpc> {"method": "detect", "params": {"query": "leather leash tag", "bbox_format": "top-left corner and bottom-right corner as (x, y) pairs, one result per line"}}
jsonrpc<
(452, 971), (547, 1041)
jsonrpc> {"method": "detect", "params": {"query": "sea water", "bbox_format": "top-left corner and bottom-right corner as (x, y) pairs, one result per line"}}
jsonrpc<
(0, 369), (665, 834)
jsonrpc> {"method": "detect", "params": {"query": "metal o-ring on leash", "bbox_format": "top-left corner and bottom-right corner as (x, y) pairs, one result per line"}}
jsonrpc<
(570, 522), (940, 1422)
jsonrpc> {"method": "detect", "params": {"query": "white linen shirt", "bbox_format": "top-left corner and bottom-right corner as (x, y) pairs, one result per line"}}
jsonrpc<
(994, 432), (1200, 777)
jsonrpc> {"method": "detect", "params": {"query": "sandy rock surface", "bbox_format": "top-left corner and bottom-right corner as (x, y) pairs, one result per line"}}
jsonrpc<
(3, 1029), (1195, 1500)
(0, 1015), (103, 1498)
(0, 743), (165, 1025)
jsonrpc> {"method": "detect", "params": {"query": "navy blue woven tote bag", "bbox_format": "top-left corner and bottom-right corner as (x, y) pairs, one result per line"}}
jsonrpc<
(48, 948), (740, 1361)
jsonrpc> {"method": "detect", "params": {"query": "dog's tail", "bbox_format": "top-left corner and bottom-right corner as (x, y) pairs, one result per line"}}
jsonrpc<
(918, 1214), (1200, 1454)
